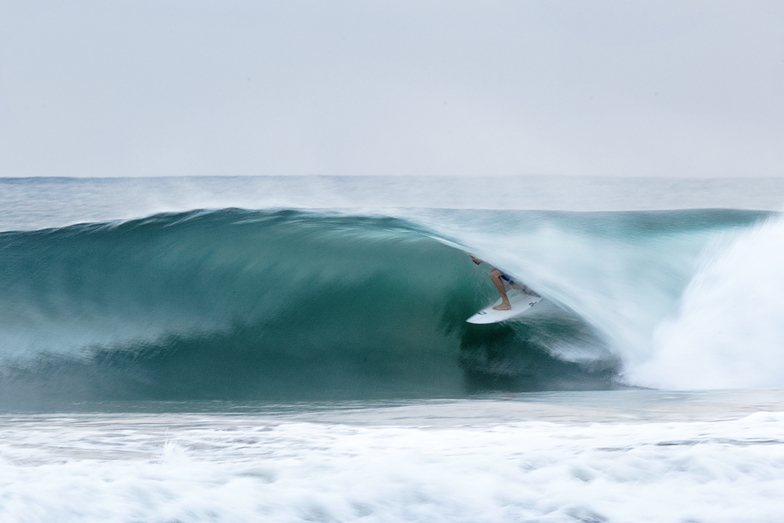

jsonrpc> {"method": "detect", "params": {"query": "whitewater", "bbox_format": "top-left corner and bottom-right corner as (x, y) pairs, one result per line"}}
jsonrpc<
(2, 175), (784, 522)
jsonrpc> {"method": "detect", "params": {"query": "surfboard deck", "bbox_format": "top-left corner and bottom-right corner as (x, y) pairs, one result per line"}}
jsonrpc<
(466, 290), (543, 324)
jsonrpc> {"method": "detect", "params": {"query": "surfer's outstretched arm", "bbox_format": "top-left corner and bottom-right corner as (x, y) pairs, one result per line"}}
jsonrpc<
(490, 269), (512, 310)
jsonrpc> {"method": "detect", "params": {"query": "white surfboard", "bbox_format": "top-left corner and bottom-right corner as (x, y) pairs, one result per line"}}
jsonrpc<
(466, 289), (543, 324)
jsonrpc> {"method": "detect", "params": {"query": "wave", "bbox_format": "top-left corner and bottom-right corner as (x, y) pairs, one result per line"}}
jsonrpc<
(0, 207), (775, 407)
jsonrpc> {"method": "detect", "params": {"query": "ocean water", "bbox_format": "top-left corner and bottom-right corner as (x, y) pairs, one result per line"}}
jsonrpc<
(2, 175), (784, 522)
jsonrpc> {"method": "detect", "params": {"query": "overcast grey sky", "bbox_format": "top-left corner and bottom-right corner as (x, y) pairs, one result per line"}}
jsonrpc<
(1, 0), (783, 177)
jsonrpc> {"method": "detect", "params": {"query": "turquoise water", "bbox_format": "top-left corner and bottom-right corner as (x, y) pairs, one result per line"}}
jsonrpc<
(1, 205), (775, 407)
(1, 176), (784, 522)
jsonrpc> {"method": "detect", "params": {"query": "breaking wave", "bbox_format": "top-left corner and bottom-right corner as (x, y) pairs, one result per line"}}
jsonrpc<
(0, 207), (776, 407)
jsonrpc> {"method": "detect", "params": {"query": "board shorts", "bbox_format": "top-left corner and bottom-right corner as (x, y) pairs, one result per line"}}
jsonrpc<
(500, 273), (515, 285)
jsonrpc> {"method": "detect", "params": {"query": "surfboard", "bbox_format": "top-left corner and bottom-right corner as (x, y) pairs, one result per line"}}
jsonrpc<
(466, 289), (543, 324)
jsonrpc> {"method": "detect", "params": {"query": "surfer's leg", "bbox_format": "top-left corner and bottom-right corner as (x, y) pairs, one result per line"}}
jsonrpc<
(490, 269), (512, 310)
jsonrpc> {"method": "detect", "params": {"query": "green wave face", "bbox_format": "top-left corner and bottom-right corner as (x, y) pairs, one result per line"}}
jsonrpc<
(0, 208), (767, 407)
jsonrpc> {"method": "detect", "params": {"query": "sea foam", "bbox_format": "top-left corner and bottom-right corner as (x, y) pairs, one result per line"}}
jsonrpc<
(1, 403), (784, 522)
(631, 214), (784, 389)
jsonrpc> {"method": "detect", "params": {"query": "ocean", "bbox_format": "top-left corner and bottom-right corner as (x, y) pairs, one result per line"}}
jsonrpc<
(2, 175), (784, 522)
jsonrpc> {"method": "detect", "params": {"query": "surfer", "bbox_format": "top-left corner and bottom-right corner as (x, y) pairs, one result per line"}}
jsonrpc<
(471, 256), (539, 311)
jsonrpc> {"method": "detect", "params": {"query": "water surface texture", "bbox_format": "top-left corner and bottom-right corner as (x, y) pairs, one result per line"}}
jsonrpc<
(1, 176), (783, 522)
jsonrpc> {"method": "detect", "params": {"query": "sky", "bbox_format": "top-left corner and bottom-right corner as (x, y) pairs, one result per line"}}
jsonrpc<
(1, 0), (783, 178)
